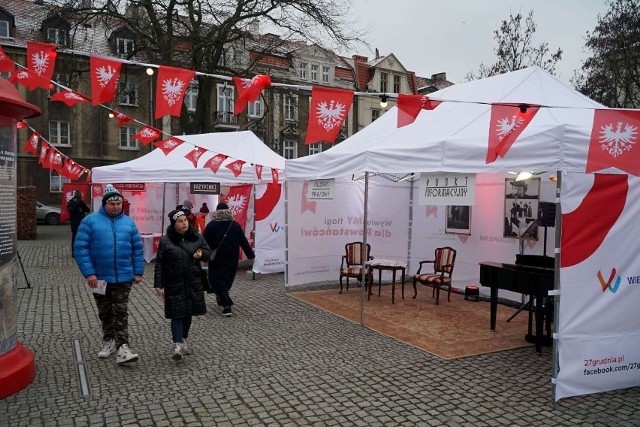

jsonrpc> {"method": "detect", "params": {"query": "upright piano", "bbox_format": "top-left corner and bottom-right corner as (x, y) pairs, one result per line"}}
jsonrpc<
(479, 257), (554, 353)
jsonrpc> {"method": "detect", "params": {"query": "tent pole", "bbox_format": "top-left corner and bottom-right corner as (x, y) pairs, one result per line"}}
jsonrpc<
(160, 182), (167, 235)
(407, 175), (415, 275)
(551, 171), (561, 402)
(284, 182), (290, 288)
(251, 184), (256, 280)
(360, 172), (370, 326)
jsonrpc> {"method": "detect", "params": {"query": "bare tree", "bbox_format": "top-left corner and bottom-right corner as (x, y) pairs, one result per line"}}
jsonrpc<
(572, 0), (640, 108)
(466, 10), (563, 81)
(53, 0), (363, 133)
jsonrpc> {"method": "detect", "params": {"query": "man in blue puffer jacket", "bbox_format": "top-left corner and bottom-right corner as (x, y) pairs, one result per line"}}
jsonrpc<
(74, 184), (144, 365)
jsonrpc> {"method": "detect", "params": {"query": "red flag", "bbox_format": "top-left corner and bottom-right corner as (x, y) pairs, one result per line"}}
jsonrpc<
(90, 55), (122, 106)
(23, 132), (39, 155)
(59, 183), (91, 223)
(0, 45), (15, 73)
(184, 148), (205, 167)
(397, 94), (441, 127)
(10, 68), (38, 91)
(44, 147), (59, 169)
(26, 41), (57, 90)
(154, 137), (184, 155)
(50, 151), (66, 172)
(305, 87), (353, 144)
(112, 111), (133, 128)
(202, 154), (228, 173)
(225, 159), (246, 177)
(16, 121), (27, 130)
(64, 160), (86, 180)
(38, 141), (50, 165)
(84, 169), (91, 182)
(271, 168), (279, 184)
(233, 75), (272, 114)
(50, 89), (90, 107)
(255, 164), (263, 181)
(586, 109), (640, 176)
(155, 65), (195, 119)
(486, 104), (540, 164)
(222, 185), (252, 230)
(92, 184), (104, 198)
(132, 126), (161, 145)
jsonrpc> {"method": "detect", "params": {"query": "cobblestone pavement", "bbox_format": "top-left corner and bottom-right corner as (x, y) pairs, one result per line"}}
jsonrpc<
(2, 225), (640, 426)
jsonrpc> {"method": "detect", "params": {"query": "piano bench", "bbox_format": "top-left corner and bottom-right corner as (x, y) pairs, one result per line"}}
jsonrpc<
(464, 285), (479, 302)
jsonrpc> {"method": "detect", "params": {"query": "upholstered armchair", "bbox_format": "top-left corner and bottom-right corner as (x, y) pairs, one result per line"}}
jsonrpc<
(412, 247), (457, 304)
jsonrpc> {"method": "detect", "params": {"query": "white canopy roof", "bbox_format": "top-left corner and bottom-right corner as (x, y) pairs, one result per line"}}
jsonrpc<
(92, 131), (285, 184)
(285, 67), (607, 181)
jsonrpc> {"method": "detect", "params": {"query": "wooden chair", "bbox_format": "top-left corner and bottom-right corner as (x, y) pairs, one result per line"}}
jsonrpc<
(339, 242), (373, 294)
(412, 247), (457, 305)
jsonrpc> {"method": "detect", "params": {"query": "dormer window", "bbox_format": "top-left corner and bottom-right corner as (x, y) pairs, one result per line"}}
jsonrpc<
(0, 9), (13, 38)
(116, 37), (134, 56)
(43, 15), (70, 47)
(47, 27), (67, 46)
(0, 20), (9, 37)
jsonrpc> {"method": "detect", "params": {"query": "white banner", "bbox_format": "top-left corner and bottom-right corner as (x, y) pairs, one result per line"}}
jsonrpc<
(254, 183), (286, 274)
(418, 173), (476, 206)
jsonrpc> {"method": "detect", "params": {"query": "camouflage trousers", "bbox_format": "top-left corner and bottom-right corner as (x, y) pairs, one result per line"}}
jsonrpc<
(93, 282), (133, 348)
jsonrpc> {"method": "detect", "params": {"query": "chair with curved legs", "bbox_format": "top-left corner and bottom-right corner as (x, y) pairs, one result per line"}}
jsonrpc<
(412, 247), (456, 305)
(339, 242), (373, 294)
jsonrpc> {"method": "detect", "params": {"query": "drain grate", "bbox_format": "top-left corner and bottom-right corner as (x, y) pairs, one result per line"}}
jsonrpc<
(72, 339), (91, 397)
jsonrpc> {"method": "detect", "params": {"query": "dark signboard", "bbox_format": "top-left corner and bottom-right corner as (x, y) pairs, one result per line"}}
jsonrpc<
(190, 182), (220, 195)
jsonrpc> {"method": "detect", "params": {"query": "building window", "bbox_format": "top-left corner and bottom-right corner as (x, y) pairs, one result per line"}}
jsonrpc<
(119, 126), (138, 150)
(47, 28), (67, 46)
(50, 170), (70, 193)
(284, 95), (298, 122)
(116, 38), (134, 56)
(185, 81), (198, 112)
(283, 140), (297, 159)
(308, 143), (322, 155)
(49, 73), (69, 96)
(0, 71), (9, 79)
(49, 121), (70, 146)
(322, 66), (330, 84)
(217, 84), (234, 113)
(371, 109), (380, 122)
(380, 72), (388, 93)
(310, 64), (318, 82)
(0, 20), (9, 37)
(393, 75), (401, 93)
(299, 62), (308, 80)
(118, 81), (138, 106)
(248, 98), (263, 117)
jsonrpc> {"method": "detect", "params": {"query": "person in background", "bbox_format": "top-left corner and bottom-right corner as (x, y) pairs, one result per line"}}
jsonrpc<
(203, 202), (255, 317)
(199, 203), (209, 214)
(67, 190), (90, 257)
(74, 184), (144, 365)
(154, 209), (210, 360)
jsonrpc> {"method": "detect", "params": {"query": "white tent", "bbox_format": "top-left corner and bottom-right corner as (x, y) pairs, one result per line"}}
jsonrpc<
(92, 130), (286, 274)
(284, 67), (640, 401)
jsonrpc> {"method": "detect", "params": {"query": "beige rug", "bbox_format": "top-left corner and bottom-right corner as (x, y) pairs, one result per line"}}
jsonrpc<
(290, 283), (534, 360)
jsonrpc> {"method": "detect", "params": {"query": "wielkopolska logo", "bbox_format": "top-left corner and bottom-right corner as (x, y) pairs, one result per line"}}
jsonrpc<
(597, 268), (621, 293)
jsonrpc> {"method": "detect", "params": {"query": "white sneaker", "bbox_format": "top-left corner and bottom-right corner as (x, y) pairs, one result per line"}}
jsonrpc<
(116, 344), (139, 364)
(180, 339), (192, 356)
(172, 343), (183, 360)
(97, 340), (116, 358)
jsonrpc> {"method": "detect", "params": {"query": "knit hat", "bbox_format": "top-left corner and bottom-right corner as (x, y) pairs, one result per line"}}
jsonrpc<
(168, 209), (190, 226)
(199, 203), (209, 214)
(182, 200), (194, 210)
(102, 184), (123, 205)
(216, 202), (229, 210)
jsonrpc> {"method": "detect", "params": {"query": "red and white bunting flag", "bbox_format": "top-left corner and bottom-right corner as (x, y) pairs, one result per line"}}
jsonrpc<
(90, 55), (122, 106)
(0, 45), (15, 73)
(221, 185), (252, 230)
(26, 41), (57, 90)
(233, 75), (272, 114)
(225, 159), (246, 177)
(255, 164), (263, 181)
(112, 111), (133, 128)
(92, 184), (104, 198)
(153, 137), (184, 155)
(132, 126), (161, 145)
(23, 132), (39, 155)
(10, 68), (38, 91)
(486, 104), (540, 164)
(50, 89), (90, 107)
(271, 168), (279, 184)
(586, 109), (640, 176)
(184, 148), (205, 167)
(84, 169), (91, 182)
(305, 87), (353, 144)
(65, 160), (86, 180)
(202, 154), (228, 173)
(155, 66), (195, 119)
(397, 94), (441, 128)
(16, 121), (27, 130)
(38, 141), (50, 165)
(50, 151), (66, 172)
(44, 147), (59, 169)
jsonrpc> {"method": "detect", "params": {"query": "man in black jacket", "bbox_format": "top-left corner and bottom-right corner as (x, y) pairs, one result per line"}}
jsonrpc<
(67, 190), (90, 257)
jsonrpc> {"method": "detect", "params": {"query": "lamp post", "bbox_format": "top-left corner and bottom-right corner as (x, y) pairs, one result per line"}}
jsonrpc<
(146, 67), (154, 150)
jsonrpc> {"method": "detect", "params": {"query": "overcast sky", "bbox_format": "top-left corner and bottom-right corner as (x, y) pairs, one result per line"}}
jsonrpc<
(347, 0), (611, 85)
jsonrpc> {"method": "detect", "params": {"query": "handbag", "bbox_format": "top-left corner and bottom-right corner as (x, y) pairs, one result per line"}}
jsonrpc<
(210, 222), (233, 262)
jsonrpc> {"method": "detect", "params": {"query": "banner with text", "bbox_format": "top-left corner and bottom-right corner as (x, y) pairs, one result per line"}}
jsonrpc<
(418, 173), (476, 206)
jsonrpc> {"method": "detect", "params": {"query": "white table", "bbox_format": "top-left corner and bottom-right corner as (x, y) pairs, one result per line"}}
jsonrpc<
(141, 233), (162, 263)
(367, 259), (408, 304)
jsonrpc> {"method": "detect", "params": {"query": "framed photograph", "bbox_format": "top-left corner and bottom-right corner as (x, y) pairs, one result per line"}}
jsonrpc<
(503, 177), (540, 240)
(445, 205), (471, 235)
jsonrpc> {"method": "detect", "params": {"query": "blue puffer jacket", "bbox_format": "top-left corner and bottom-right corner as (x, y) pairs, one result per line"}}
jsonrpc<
(74, 206), (144, 284)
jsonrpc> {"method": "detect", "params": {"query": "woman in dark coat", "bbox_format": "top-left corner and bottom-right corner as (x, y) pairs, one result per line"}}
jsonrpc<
(154, 209), (210, 360)
(203, 202), (255, 317)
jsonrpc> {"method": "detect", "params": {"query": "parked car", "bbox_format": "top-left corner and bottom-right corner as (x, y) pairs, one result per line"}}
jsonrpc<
(36, 201), (61, 225)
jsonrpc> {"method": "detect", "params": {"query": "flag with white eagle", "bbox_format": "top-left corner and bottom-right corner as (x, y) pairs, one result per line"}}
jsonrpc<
(90, 55), (122, 106)
(586, 109), (640, 176)
(155, 65), (195, 119)
(305, 87), (354, 144)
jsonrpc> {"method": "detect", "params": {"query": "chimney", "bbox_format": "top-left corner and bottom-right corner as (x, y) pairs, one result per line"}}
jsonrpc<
(375, 48), (379, 59)
(431, 72), (446, 82)
(352, 55), (368, 63)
